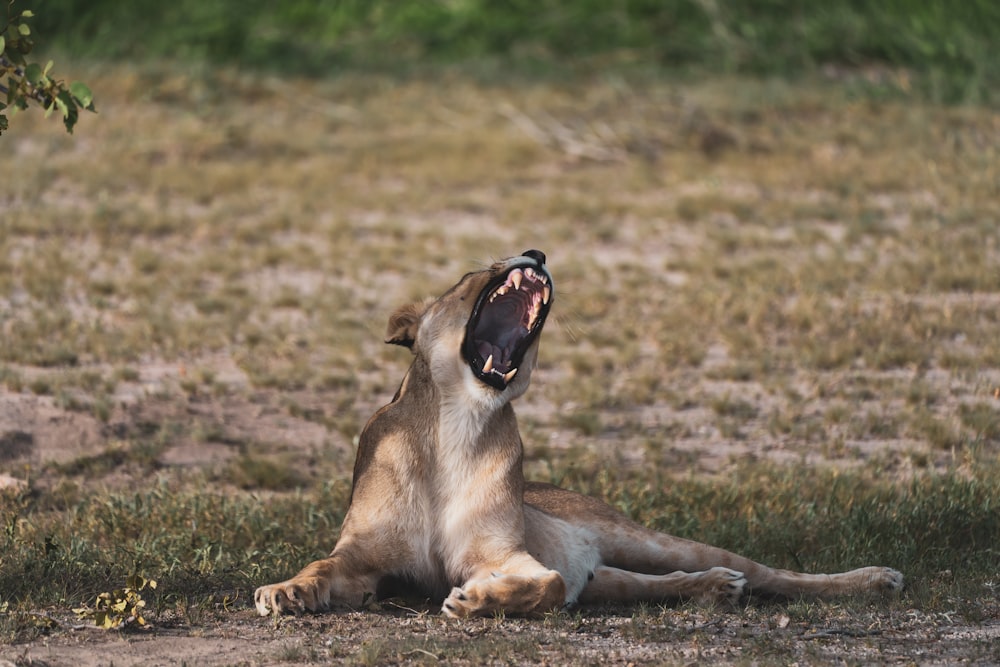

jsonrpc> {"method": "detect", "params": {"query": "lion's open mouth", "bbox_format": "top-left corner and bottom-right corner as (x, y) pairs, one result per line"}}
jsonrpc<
(463, 260), (553, 390)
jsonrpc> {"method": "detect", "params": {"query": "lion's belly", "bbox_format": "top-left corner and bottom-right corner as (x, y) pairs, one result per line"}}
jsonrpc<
(523, 505), (602, 604)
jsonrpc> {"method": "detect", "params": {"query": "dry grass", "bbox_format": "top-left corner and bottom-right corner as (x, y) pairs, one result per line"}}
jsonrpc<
(1, 63), (999, 663)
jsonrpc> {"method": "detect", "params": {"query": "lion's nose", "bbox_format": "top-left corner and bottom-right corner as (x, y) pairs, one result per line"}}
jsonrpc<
(522, 249), (546, 266)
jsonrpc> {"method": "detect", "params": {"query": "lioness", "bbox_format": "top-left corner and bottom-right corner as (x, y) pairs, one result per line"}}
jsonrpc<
(255, 250), (903, 618)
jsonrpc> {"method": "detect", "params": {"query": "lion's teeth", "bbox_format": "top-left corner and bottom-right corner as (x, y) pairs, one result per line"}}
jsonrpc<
(482, 354), (494, 374)
(542, 286), (550, 305)
(524, 267), (536, 280)
(504, 368), (518, 383)
(510, 269), (523, 291)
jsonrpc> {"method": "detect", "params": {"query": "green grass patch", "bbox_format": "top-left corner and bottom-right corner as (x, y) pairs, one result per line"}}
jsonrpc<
(31, 0), (1000, 104)
(2, 459), (997, 642)
(0, 480), (350, 623)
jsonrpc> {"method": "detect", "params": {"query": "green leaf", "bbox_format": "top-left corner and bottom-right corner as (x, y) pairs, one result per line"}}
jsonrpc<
(5, 48), (24, 66)
(21, 9), (34, 18)
(18, 24), (30, 36)
(54, 94), (69, 118)
(19, 38), (34, 58)
(24, 63), (44, 85)
(70, 82), (94, 108)
(0, 36), (6, 53)
(60, 91), (80, 133)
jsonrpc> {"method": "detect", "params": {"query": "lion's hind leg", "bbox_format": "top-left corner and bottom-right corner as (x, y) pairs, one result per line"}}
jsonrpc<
(589, 523), (904, 600)
(525, 483), (904, 603)
(762, 565), (905, 598)
(587, 523), (905, 600)
(579, 565), (747, 606)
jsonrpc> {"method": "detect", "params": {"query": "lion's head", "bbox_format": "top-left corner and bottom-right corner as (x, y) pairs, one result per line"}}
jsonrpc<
(386, 250), (553, 401)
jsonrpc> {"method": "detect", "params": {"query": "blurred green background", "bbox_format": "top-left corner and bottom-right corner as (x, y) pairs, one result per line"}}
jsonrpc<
(31, 0), (1000, 103)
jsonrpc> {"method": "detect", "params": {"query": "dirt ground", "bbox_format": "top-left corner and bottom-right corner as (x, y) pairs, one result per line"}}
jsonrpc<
(1, 264), (999, 666)
(3, 67), (1000, 664)
(3, 604), (999, 666)
(2, 320), (998, 666)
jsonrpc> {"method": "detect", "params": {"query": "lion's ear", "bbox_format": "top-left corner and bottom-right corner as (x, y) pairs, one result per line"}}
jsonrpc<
(385, 298), (433, 349)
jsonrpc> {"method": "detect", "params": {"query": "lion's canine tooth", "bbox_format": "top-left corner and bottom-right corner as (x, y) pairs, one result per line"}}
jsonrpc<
(482, 354), (494, 374)
(510, 269), (523, 291)
(542, 286), (550, 305)
(503, 368), (518, 383)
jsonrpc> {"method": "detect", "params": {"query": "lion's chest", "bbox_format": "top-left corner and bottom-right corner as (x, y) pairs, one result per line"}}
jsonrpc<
(429, 402), (525, 580)
(348, 395), (525, 587)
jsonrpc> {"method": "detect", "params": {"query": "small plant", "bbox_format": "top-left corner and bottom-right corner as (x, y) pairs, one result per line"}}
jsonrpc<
(1, 0), (96, 134)
(74, 575), (157, 630)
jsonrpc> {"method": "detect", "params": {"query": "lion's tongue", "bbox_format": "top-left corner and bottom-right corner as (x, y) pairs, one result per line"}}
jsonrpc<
(477, 324), (528, 371)
(474, 296), (531, 371)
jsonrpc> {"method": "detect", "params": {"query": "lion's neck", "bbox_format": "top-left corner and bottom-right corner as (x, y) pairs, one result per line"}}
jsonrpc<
(438, 398), (487, 458)
(434, 373), (525, 581)
(437, 363), (515, 453)
(394, 356), (513, 456)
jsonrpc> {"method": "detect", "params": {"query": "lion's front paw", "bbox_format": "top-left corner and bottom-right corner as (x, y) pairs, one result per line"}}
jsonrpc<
(695, 567), (747, 605)
(441, 586), (474, 619)
(254, 579), (326, 617)
(441, 571), (565, 618)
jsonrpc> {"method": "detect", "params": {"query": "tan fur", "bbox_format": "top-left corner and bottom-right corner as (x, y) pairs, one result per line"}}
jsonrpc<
(254, 252), (903, 618)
